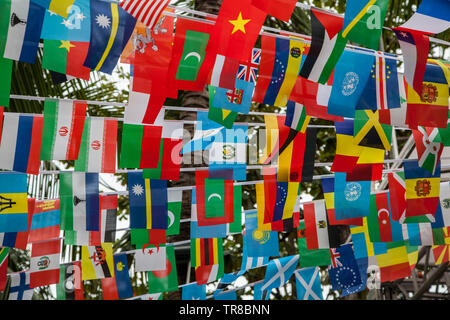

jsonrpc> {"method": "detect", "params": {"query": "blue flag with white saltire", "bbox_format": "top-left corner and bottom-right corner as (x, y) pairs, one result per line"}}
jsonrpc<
(261, 255), (299, 292)
(328, 244), (363, 291)
(294, 267), (323, 300)
(181, 282), (206, 300)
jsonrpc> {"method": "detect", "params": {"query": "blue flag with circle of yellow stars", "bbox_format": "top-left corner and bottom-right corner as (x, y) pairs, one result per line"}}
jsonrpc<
(328, 244), (363, 291)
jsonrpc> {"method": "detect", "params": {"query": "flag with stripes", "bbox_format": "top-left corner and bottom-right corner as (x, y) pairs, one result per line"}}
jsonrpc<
(120, 0), (169, 30)
(190, 238), (224, 268)
(0, 173), (29, 233)
(236, 48), (260, 83)
(40, 99), (87, 161)
(304, 200), (330, 250)
(56, 261), (84, 300)
(101, 253), (133, 300)
(0, 247), (9, 291)
(81, 243), (115, 280)
(28, 199), (60, 243)
(0, 114), (43, 175)
(29, 238), (61, 288)
(285, 101), (311, 133)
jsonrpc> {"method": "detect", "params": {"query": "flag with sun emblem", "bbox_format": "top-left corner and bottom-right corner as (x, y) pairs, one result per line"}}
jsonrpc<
(328, 244), (363, 291)
(83, 0), (136, 74)
(127, 172), (168, 230)
(244, 210), (279, 258)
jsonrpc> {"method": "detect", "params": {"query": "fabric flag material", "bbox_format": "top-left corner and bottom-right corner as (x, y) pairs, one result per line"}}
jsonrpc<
(128, 172), (168, 230)
(0, 172), (28, 233)
(29, 238), (61, 288)
(190, 238), (224, 268)
(388, 171), (406, 221)
(8, 272), (33, 300)
(260, 255), (299, 292)
(42, 40), (90, 81)
(101, 253), (133, 300)
(181, 111), (223, 154)
(327, 50), (375, 118)
(241, 229), (271, 269)
(399, 0), (450, 35)
(59, 172), (100, 232)
(437, 182), (450, 227)
(81, 243), (115, 280)
(0, 247), (8, 291)
(208, 124), (248, 181)
(0, 59), (12, 107)
(195, 263), (224, 285)
(34, 0), (75, 18)
(297, 221), (331, 268)
(182, 282), (206, 300)
(74, 117), (118, 173)
(251, 0), (297, 22)
(353, 110), (392, 151)
(211, 79), (255, 114)
(331, 119), (361, 173)
(206, 0), (267, 62)
(119, 0), (169, 29)
(376, 241), (412, 282)
(0, 230), (29, 249)
(405, 61), (449, 129)
(244, 210), (279, 258)
(392, 28), (429, 97)
(134, 245), (166, 272)
(294, 267), (323, 300)
(367, 192), (403, 243)
(328, 244), (363, 291)
(304, 200), (330, 250)
(56, 261), (84, 300)
(341, 0), (389, 50)
(334, 172), (371, 220)
(40, 99), (87, 161)
(350, 217), (388, 260)
(0, 114), (43, 175)
(299, 7), (346, 84)
(209, 54), (240, 90)
(357, 52), (401, 110)
(208, 86), (239, 129)
(404, 160), (440, 218)
(28, 199), (60, 243)
(412, 126), (443, 175)
(378, 74), (409, 128)
(119, 122), (162, 169)
(147, 244), (178, 293)
(253, 35), (306, 107)
(1, 0), (45, 63)
(285, 101), (311, 133)
(83, 0), (136, 74)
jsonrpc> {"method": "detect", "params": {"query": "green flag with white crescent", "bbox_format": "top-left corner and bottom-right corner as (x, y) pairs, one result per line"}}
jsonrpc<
(204, 178), (226, 218)
(176, 30), (209, 81)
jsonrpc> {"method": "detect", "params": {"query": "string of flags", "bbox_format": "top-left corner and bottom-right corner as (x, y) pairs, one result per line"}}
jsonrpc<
(0, 0), (449, 301)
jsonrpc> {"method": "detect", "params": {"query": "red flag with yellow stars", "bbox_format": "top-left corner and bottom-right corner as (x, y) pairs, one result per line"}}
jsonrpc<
(206, 0), (267, 61)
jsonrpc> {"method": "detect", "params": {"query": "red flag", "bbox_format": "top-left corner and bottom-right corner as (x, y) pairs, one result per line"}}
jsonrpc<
(29, 238), (61, 288)
(0, 248), (8, 291)
(374, 192), (393, 242)
(388, 172), (406, 221)
(206, 0), (267, 61)
(208, 54), (240, 90)
(251, 0), (298, 22)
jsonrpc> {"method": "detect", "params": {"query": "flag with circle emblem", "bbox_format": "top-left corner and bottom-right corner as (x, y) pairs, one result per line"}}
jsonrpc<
(101, 253), (133, 300)
(29, 238), (62, 288)
(147, 245), (178, 293)
(244, 210), (279, 258)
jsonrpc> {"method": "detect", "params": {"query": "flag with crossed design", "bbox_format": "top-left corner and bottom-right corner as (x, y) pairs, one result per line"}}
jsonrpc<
(328, 244), (363, 291)
(294, 267), (323, 300)
(260, 255), (299, 293)
(412, 126), (444, 175)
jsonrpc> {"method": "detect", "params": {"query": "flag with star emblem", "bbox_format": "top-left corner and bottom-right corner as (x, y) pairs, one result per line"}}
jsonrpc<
(40, 99), (87, 161)
(34, 0), (75, 18)
(206, 0), (267, 62)
(81, 243), (115, 280)
(353, 110), (392, 151)
(328, 244), (363, 291)
(253, 35), (306, 107)
(29, 238), (61, 288)
(0, 172), (29, 233)
(74, 117), (118, 173)
(127, 172), (168, 230)
(0, 0), (46, 63)
(412, 126), (444, 175)
(340, 0), (389, 50)
(367, 192), (403, 243)
(83, 0), (136, 74)
(101, 253), (133, 300)
(294, 267), (323, 300)
(260, 255), (299, 292)
(357, 51), (401, 110)
(134, 245), (166, 272)
(42, 39), (90, 81)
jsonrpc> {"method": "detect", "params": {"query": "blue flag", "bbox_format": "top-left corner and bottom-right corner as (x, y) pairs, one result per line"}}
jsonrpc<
(111, 253), (133, 299)
(244, 210), (279, 258)
(341, 257), (368, 297)
(328, 244), (363, 291)
(240, 236), (269, 271)
(294, 267), (323, 300)
(181, 111), (224, 154)
(261, 255), (299, 292)
(334, 172), (371, 220)
(214, 290), (237, 300)
(212, 79), (255, 114)
(0, 173), (29, 233)
(327, 50), (374, 118)
(181, 282), (206, 300)
(40, 0), (91, 41)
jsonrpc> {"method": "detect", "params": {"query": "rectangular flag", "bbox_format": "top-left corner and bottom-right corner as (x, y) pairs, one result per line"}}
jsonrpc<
(8, 272), (33, 300)
(134, 245), (166, 272)
(209, 54), (240, 90)
(83, 0), (136, 74)
(0, 247), (9, 291)
(353, 110), (392, 151)
(59, 172), (100, 231)
(1, 0), (46, 63)
(74, 117), (118, 173)
(211, 79), (255, 114)
(119, 0), (170, 29)
(56, 261), (84, 300)
(81, 243), (115, 280)
(28, 199), (60, 243)
(260, 255), (299, 292)
(29, 238), (61, 288)
(253, 35), (306, 107)
(34, 0), (75, 18)
(147, 245), (178, 293)
(399, 0), (450, 35)
(334, 172), (371, 220)
(101, 253), (133, 300)
(40, 99), (87, 161)
(190, 238), (224, 268)
(294, 267), (323, 300)
(367, 192), (403, 243)
(0, 172), (28, 233)
(251, 0), (297, 22)
(412, 126), (443, 175)
(0, 114), (43, 175)
(285, 101), (311, 133)
(298, 221), (331, 268)
(404, 160), (440, 217)
(304, 200), (330, 250)
(340, 0), (389, 50)
(375, 241), (412, 282)
(182, 282), (206, 300)
(328, 244), (362, 291)
(127, 172), (168, 230)
(331, 119), (361, 173)
(244, 210), (279, 258)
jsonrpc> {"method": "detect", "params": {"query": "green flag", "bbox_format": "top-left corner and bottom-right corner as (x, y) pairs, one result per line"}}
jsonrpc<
(207, 86), (239, 129)
(341, 0), (389, 50)
(175, 30), (209, 81)
(297, 221), (331, 268)
(0, 1), (12, 107)
(204, 178), (226, 218)
(147, 245), (178, 293)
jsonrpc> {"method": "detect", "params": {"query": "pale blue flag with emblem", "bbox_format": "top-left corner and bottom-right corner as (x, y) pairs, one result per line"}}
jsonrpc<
(334, 172), (371, 220)
(244, 210), (279, 258)
(327, 50), (374, 118)
(181, 282), (206, 300)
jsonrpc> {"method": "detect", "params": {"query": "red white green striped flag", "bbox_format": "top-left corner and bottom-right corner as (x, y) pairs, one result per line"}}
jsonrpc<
(74, 117), (118, 173)
(40, 99), (87, 160)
